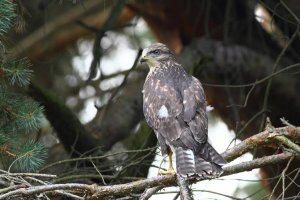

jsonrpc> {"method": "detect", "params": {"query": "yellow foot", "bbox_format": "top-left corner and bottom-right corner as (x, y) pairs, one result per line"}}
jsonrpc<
(159, 168), (176, 175)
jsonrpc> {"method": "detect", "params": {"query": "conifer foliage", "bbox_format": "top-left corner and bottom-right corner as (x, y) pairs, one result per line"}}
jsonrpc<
(0, 0), (47, 172)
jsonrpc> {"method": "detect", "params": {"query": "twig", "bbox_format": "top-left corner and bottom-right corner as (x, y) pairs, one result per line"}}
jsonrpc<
(268, 155), (294, 200)
(0, 183), (94, 200)
(140, 186), (164, 200)
(281, 156), (294, 200)
(107, 48), (143, 103)
(176, 175), (193, 200)
(1, 125), (299, 199)
(259, 25), (300, 131)
(8, 153), (28, 172)
(278, 169), (300, 199)
(53, 174), (141, 183)
(88, 0), (128, 81)
(98, 48), (143, 122)
(203, 63), (300, 88)
(222, 152), (294, 176)
(226, 80), (257, 108)
(5, 151), (292, 199)
(271, 135), (300, 155)
(280, 0), (300, 25)
(222, 126), (300, 162)
(0, 170), (56, 178)
(158, 189), (243, 200)
(0, 184), (26, 194)
(26, 176), (84, 200)
(90, 157), (107, 185)
(280, 118), (296, 129)
(173, 192), (180, 200)
(0, 152), (295, 199)
(39, 147), (156, 172)
(226, 109), (266, 150)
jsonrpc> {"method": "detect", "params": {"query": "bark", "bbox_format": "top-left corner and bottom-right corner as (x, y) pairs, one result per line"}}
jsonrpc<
(0, 125), (299, 199)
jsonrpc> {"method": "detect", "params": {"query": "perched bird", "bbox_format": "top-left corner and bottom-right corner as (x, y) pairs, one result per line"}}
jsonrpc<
(141, 43), (226, 177)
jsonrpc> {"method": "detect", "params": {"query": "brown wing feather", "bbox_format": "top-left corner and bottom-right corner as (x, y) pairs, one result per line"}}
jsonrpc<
(143, 76), (183, 142)
(143, 72), (208, 148)
(183, 77), (208, 143)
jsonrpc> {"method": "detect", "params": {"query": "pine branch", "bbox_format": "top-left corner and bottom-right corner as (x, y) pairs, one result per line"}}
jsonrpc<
(0, 91), (44, 133)
(1, 58), (33, 86)
(0, 0), (16, 36)
(11, 140), (47, 172)
(0, 124), (299, 199)
(0, 91), (46, 173)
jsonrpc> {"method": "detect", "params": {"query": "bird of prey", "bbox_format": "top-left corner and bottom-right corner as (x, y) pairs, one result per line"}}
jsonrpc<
(140, 43), (226, 177)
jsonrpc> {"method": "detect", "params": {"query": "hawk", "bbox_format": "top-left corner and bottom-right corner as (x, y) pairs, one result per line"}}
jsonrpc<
(141, 43), (226, 177)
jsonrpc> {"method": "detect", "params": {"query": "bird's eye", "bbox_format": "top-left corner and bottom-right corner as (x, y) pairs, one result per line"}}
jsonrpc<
(151, 49), (161, 55)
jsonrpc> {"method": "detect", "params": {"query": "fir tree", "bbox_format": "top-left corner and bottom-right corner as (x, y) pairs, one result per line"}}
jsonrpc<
(0, 0), (47, 172)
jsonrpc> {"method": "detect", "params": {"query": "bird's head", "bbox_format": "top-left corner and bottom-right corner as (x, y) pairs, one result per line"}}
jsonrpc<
(140, 43), (174, 69)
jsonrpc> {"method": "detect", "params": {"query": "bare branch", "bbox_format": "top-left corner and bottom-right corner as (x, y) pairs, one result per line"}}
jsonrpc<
(176, 175), (193, 200)
(0, 183), (94, 200)
(272, 135), (300, 155)
(0, 152), (296, 200)
(222, 126), (300, 162)
(0, 170), (56, 178)
(0, 125), (299, 199)
(88, 0), (128, 81)
(140, 186), (164, 200)
(203, 63), (300, 88)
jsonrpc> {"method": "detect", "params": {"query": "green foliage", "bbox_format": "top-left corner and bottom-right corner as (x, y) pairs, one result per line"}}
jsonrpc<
(12, 140), (47, 172)
(0, 91), (44, 133)
(1, 58), (33, 86)
(0, 0), (16, 36)
(0, 1), (47, 172)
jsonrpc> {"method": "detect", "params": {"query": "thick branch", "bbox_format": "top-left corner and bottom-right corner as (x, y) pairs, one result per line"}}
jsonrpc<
(222, 126), (300, 162)
(1, 125), (299, 199)
(0, 152), (296, 200)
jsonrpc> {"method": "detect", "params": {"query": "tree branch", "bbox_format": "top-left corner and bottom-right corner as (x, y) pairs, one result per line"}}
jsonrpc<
(176, 175), (193, 200)
(87, 0), (128, 81)
(0, 125), (299, 199)
(9, 0), (135, 60)
(222, 125), (300, 162)
(140, 186), (164, 200)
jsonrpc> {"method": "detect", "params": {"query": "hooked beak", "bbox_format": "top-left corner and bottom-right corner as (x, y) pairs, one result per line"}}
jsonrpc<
(140, 56), (148, 64)
(140, 50), (149, 64)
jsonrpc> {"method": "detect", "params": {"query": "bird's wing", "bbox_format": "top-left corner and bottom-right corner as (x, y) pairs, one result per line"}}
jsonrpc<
(181, 77), (227, 167)
(182, 76), (208, 143)
(143, 77), (183, 142)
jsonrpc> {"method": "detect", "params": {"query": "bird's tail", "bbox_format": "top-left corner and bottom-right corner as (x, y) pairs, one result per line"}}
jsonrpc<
(175, 147), (196, 176)
(175, 143), (226, 177)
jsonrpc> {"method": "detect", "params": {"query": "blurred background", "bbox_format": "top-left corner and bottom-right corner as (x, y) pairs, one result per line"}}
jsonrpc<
(1, 0), (300, 199)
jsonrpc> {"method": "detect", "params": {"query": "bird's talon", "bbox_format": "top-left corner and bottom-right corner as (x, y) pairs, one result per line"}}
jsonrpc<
(159, 168), (176, 175)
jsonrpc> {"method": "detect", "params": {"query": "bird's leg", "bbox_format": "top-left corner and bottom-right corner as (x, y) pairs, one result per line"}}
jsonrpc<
(159, 151), (176, 175)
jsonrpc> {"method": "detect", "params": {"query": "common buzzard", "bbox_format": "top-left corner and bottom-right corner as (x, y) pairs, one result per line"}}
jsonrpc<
(141, 43), (226, 177)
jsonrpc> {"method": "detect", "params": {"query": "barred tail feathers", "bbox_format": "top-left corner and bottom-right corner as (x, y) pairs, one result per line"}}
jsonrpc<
(175, 147), (196, 175)
(175, 143), (226, 177)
